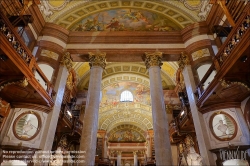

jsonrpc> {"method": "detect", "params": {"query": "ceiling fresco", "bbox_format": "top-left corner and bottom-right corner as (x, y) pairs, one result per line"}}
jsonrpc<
(71, 8), (182, 31)
(100, 81), (151, 107)
(109, 128), (146, 142)
(38, 0), (212, 30)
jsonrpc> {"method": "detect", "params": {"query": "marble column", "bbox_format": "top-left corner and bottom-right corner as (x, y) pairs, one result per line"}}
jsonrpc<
(179, 53), (215, 165)
(142, 52), (173, 165)
(146, 133), (151, 159)
(36, 52), (72, 165)
(133, 151), (138, 166)
(117, 151), (122, 166)
(104, 135), (108, 159)
(79, 52), (106, 165)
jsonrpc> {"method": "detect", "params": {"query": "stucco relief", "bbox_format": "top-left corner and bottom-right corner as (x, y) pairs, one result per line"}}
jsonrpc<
(203, 108), (249, 149)
(40, 49), (59, 60)
(2, 108), (47, 148)
(191, 48), (210, 61)
(38, 0), (71, 18)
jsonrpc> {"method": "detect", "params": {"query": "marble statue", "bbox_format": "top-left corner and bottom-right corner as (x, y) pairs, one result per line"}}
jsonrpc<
(49, 147), (63, 166)
(186, 146), (203, 166)
(1, 160), (27, 166)
(223, 159), (249, 166)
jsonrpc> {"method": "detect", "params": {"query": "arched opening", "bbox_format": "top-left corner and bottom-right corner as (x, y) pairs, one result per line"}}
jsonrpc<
(120, 90), (133, 102)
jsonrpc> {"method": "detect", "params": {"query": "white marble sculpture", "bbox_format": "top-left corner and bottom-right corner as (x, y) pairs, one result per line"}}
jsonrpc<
(186, 146), (203, 166)
(49, 147), (64, 166)
(1, 160), (27, 166)
(223, 159), (249, 166)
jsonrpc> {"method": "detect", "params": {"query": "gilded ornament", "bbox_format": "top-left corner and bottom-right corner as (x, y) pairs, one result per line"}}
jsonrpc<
(0, 77), (28, 92)
(20, 77), (29, 87)
(220, 79), (230, 88)
(143, 51), (163, 69)
(178, 52), (190, 70)
(88, 52), (106, 69)
(220, 79), (250, 91)
(61, 52), (73, 70)
(66, 72), (74, 90)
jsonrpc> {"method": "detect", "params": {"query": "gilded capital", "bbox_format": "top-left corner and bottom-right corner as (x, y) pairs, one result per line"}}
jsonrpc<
(61, 52), (73, 70)
(88, 52), (106, 69)
(143, 52), (163, 69)
(133, 151), (138, 155)
(116, 151), (122, 155)
(178, 52), (190, 70)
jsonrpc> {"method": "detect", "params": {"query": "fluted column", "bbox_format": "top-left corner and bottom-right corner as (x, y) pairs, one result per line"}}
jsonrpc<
(133, 151), (138, 166)
(142, 52), (173, 165)
(79, 52), (106, 165)
(117, 151), (122, 166)
(178, 52), (215, 165)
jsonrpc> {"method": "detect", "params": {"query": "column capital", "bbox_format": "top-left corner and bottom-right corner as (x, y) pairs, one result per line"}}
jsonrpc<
(61, 52), (73, 70)
(133, 151), (138, 155)
(116, 151), (122, 155)
(178, 52), (190, 70)
(88, 52), (106, 69)
(143, 51), (163, 69)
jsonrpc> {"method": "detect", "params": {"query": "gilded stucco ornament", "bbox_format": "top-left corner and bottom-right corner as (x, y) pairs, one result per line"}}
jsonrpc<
(61, 52), (73, 70)
(88, 52), (106, 69)
(0, 77), (28, 92)
(143, 51), (163, 69)
(220, 79), (250, 91)
(178, 52), (190, 70)
(66, 72), (74, 90)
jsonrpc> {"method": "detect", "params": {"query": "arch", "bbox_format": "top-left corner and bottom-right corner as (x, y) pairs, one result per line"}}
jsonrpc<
(196, 63), (216, 89)
(37, 64), (54, 81)
(35, 64), (54, 90)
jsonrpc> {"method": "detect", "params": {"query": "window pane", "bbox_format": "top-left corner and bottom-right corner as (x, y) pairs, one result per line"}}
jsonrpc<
(120, 90), (133, 102)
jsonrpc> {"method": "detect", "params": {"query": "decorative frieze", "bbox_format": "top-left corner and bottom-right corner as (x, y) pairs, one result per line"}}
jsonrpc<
(88, 52), (106, 69)
(191, 48), (210, 61)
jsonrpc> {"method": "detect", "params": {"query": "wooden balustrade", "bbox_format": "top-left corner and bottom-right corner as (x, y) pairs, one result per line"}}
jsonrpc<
(0, 12), (54, 107)
(169, 106), (192, 142)
(34, 63), (55, 97)
(74, 118), (83, 135)
(195, 8), (249, 103)
(216, 13), (249, 67)
(59, 105), (83, 135)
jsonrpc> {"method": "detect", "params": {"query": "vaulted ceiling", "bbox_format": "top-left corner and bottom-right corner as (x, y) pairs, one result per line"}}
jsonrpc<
(38, 0), (212, 133)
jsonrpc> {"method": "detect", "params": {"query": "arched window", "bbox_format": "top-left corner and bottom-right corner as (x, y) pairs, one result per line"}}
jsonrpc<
(120, 90), (133, 102)
(197, 64), (216, 90)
